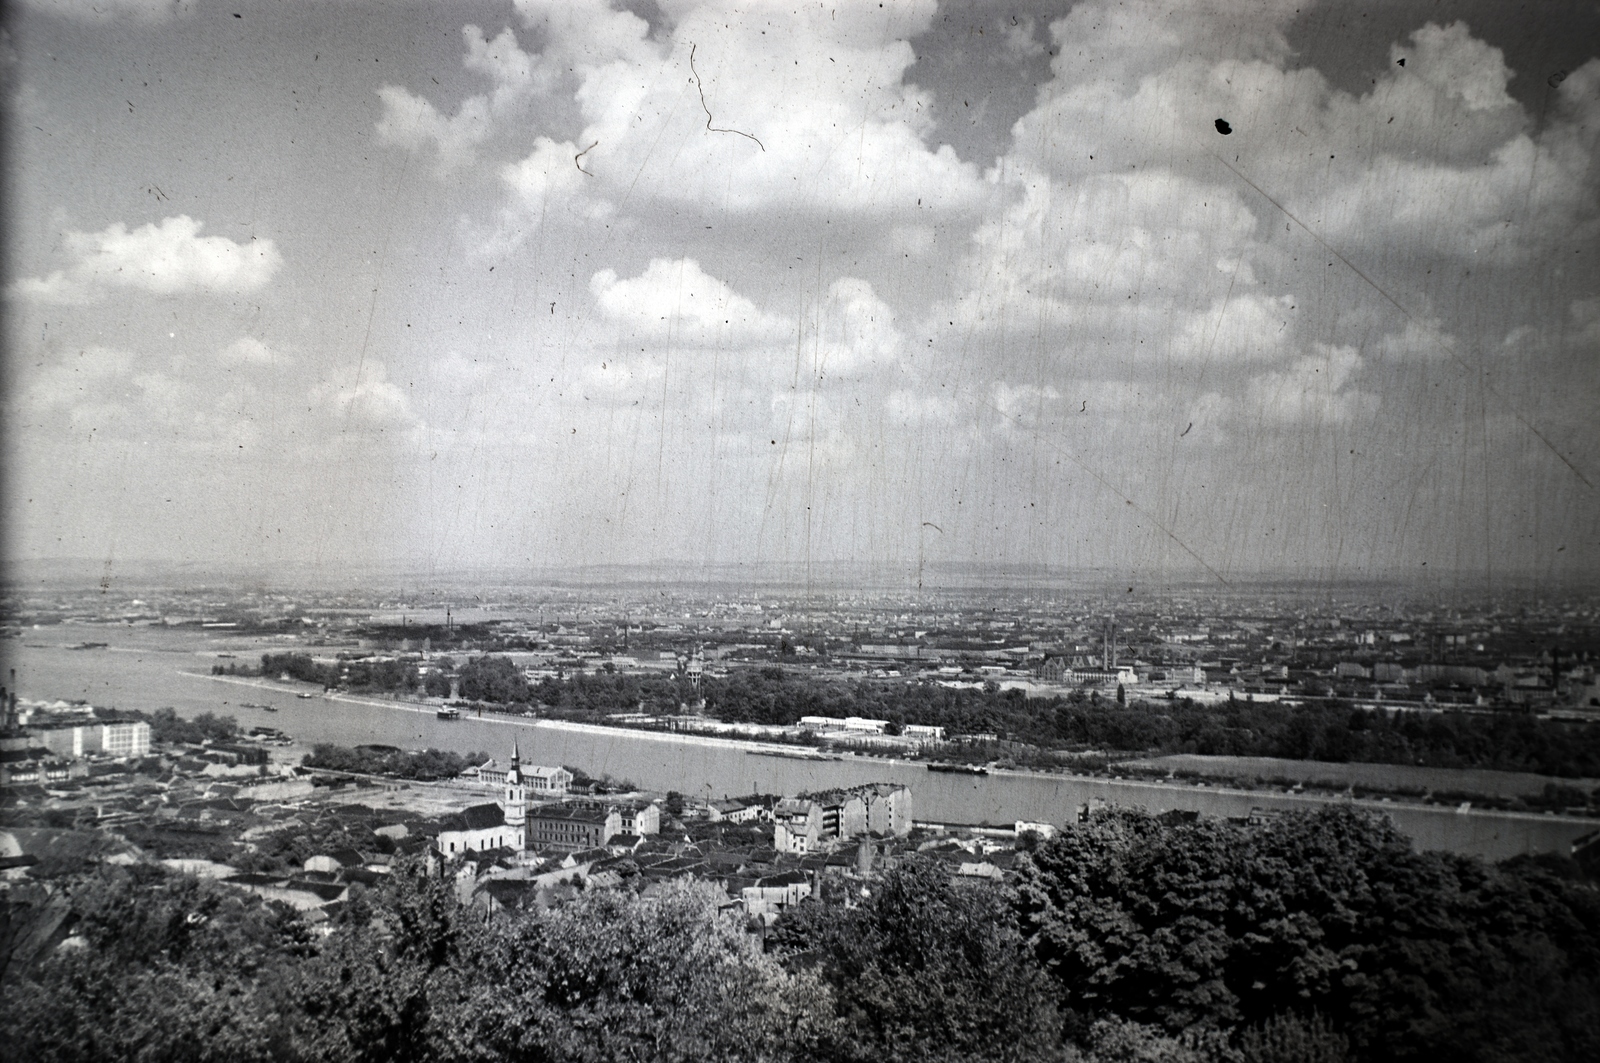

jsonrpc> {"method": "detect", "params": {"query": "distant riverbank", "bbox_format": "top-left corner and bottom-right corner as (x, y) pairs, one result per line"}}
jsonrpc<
(196, 672), (1599, 848)
(194, 671), (894, 761)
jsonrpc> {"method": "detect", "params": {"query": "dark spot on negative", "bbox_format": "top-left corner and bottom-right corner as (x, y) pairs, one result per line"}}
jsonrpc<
(1214, 119), (1232, 135)
(1396, 57), (1404, 66)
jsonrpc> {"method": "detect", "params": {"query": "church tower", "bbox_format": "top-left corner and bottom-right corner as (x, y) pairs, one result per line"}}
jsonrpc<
(503, 741), (527, 849)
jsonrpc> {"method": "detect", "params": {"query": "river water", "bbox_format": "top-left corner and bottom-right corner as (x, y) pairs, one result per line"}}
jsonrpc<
(5, 627), (1594, 862)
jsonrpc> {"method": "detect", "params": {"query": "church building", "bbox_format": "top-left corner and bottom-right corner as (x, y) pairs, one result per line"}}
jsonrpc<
(437, 742), (530, 856)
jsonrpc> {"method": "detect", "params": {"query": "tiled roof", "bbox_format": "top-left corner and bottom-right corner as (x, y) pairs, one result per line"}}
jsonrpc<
(442, 803), (508, 832)
(529, 805), (612, 825)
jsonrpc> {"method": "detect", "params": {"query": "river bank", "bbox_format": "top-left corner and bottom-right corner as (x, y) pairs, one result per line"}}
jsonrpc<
(195, 673), (1599, 858)
(8, 634), (1595, 860)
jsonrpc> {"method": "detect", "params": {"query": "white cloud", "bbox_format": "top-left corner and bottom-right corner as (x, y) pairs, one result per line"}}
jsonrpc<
(940, 166), (1275, 354)
(1572, 297), (1600, 347)
(376, 25), (549, 176)
(311, 362), (417, 433)
(589, 258), (788, 346)
(218, 337), (290, 366)
(814, 279), (904, 377)
(885, 388), (959, 426)
(993, 382), (1061, 428)
(1244, 345), (1378, 426)
(464, 24), (550, 103)
(1392, 21), (1516, 113)
(1169, 292), (1298, 363)
(12, 215), (282, 304)
(1006, 5), (1596, 262)
(392, 0), (987, 221)
(1372, 319), (1459, 362)
(17, 345), (137, 411)
(376, 86), (491, 174)
(502, 136), (609, 218)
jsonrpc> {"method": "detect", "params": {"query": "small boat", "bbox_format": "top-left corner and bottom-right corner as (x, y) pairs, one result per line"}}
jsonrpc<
(296, 692), (316, 700)
(927, 763), (989, 776)
(437, 707), (461, 720)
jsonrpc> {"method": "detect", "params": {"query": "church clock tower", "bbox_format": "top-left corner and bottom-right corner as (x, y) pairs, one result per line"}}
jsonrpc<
(503, 741), (528, 850)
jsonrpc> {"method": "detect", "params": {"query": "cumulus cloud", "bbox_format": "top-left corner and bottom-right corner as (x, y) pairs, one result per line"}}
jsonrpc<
(993, 382), (1062, 430)
(311, 362), (416, 433)
(1371, 319), (1459, 362)
(587, 259), (906, 392)
(11, 215), (281, 304)
(376, 87), (491, 174)
(17, 344), (137, 412)
(1244, 345), (1379, 426)
(376, 25), (549, 175)
(814, 279), (905, 377)
(386, 0), (987, 221)
(590, 258), (789, 346)
(885, 387), (959, 426)
(218, 337), (290, 366)
(501, 136), (605, 217)
(1169, 292), (1298, 363)
(1010, 3), (1597, 263)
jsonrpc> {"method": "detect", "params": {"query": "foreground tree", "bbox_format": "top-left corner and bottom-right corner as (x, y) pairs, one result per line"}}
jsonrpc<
(1013, 806), (1600, 1062)
(446, 879), (834, 1062)
(771, 857), (1062, 1062)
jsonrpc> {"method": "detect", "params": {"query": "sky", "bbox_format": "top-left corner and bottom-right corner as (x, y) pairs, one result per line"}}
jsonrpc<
(4, 0), (1598, 589)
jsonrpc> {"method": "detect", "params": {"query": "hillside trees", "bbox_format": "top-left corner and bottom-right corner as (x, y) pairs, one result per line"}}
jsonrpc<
(770, 857), (1062, 1062)
(1012, 806), (1600, 1062)
(445, 879), (835, 1063)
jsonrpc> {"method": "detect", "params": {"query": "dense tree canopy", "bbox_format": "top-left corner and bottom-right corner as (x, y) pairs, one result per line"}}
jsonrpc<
(1012, 806), (1600, 1063)
(702, 669), (1600, 777)
(769, 857), (1062, 1062)
(301, 744), (486, 781)
(260, 653), (418, 693)
(4, 812), (1596, 1062)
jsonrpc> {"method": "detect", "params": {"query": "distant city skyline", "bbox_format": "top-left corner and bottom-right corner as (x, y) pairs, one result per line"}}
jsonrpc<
(6, 0), (1598, 585)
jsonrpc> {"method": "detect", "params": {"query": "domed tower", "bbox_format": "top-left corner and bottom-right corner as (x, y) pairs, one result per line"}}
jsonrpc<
(503, 741), (527, 847)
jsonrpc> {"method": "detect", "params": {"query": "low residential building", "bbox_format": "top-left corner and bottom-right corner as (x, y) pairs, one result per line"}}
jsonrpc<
(903, 724), (946, 742)
(856, 782), (913, 837)
(613, 800), (660, 835)
(707, 798), (760, 823)
(812, 790), (868, 840)
(844, 717), (889, 733)
(773, 798), (823, 854)
(741, 869), (812, 917)
(522, 765), (574, 795)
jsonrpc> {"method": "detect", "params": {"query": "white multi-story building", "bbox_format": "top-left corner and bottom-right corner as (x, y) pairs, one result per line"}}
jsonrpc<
(101, 721), (151, 758)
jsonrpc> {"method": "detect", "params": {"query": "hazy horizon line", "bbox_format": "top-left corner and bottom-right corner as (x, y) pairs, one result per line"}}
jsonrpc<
(5, 556), (1596, 600)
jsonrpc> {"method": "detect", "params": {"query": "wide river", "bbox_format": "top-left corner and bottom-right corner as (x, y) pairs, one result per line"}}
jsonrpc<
(6, 626), (1595, 861)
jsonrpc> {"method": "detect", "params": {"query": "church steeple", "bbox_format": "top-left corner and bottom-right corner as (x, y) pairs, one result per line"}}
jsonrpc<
(503, 742), (527, 845)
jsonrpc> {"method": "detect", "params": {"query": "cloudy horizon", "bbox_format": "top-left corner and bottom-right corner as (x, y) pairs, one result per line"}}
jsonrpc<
(5, 0), (1598, 589)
